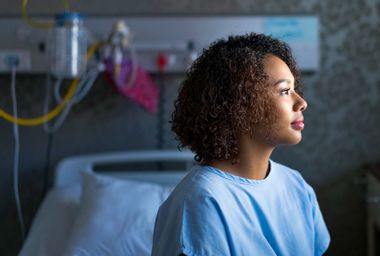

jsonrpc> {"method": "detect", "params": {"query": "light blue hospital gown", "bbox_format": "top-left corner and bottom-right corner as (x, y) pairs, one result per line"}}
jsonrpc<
(152, 160), (330, 256)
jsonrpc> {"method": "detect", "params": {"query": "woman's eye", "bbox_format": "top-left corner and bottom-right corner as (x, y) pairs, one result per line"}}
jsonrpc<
(280, 89), (290, 95)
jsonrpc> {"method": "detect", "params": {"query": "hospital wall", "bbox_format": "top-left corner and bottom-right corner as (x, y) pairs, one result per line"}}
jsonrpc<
(0, 0), (379, 255)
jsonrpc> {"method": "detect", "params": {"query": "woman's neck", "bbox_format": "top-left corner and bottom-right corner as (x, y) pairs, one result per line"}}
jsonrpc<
(209, 135), (274, 180)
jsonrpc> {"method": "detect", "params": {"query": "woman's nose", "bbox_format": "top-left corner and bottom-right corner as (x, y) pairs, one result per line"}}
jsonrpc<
(294, 94), (308, 112)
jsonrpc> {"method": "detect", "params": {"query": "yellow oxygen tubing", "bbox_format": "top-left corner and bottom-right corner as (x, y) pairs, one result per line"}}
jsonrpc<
(21, 0), (71, 29)
(0, 43), (100, 126)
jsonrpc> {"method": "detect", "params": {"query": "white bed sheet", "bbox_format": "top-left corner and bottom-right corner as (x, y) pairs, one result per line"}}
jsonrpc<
(19, 185), (81, 256)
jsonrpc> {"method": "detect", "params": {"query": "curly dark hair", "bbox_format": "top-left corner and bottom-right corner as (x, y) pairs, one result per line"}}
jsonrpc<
(172, 33), (302, 164)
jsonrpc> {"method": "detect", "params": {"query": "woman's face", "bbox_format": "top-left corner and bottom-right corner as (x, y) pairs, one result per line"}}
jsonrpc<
(254, 55), (308, 146)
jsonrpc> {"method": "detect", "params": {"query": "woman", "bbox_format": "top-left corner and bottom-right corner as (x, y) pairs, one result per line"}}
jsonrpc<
(152, 33), (330, 256)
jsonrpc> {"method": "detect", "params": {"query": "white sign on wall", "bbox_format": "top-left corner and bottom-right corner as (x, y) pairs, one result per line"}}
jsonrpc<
(263, 16), (319, 71)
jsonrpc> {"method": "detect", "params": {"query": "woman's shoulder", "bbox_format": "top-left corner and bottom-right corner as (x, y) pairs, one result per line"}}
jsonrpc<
(164, 165), (229, 206)
(270, 160), (310, 190)
(272, 161), (319, 204)
(182, 165), (228, 195)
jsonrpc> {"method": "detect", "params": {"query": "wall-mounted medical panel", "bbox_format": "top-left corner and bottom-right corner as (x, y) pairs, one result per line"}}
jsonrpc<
(0, 16), (319, 74)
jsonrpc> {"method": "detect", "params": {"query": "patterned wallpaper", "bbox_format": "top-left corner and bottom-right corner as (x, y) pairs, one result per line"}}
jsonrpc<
(0, 0), (379, 255)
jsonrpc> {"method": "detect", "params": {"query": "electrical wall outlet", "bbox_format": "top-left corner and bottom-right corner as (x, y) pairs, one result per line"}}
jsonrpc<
(0, 50), (31, 72)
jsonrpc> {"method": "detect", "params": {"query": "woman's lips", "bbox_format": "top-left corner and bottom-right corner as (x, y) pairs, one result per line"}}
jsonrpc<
(291, 121), (304, 131)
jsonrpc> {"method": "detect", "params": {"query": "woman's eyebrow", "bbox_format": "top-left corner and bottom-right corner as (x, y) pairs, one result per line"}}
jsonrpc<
(272, 79), (292, 86)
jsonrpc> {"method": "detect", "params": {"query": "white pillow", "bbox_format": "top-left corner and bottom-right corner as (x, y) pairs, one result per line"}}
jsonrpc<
(63, 171), (173, 256)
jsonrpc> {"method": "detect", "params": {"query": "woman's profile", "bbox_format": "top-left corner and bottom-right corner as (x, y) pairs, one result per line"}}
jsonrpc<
(152, 33), (330, 256)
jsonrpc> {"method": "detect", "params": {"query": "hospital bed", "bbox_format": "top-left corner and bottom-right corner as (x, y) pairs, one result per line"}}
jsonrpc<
(19, 150), (195, 256)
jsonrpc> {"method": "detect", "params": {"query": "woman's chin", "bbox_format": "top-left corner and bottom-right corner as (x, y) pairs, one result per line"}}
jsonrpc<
(280, 133), (303, 145)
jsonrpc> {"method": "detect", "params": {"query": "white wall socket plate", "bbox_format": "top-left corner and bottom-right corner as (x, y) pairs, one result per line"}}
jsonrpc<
(0, 50), (31, 72)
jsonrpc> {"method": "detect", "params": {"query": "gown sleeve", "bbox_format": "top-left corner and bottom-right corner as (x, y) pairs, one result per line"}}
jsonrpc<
(306, 184), (331, 256)
(179, 194), (232, 256)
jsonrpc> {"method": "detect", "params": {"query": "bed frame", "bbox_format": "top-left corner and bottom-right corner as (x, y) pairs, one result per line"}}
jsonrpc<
(54, 150), (196, 188)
